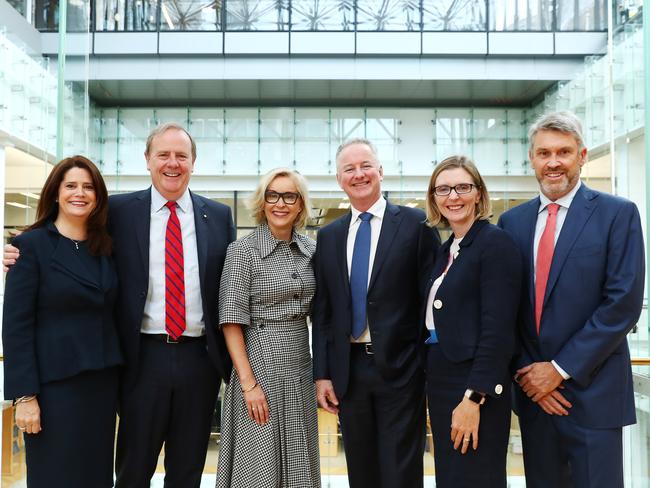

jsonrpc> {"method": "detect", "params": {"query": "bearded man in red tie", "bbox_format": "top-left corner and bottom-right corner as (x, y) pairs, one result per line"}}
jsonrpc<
(498, 111), (644, 488)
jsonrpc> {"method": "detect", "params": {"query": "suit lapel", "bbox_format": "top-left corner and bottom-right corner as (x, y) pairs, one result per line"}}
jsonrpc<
(544, 185), (598, 305)
(49, 230), (99, 289)
(334, 213), (352, 300)
(134, 189), (151, 279)
(426, 237), (452, 297)
(521, 198), (541, 309)
(191, 192), (209, 295)
(368, 202), (402, 291)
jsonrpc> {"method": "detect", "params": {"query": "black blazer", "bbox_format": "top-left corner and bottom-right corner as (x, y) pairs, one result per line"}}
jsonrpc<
(424, 219), (522, 397)
(312, 202), (439, 398)
(108, 188), (236, 391)
(3, 222), (122, 399)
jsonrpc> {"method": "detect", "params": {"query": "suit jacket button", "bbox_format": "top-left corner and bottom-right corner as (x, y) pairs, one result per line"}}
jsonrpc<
(494, 384), (503, 395)
(433, 299), (443, 310)
(140, 292), (146, 298)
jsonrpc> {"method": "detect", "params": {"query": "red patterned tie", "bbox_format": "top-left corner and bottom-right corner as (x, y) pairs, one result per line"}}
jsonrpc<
(535, 203), (560, 334)
(165, 201), (185, 340)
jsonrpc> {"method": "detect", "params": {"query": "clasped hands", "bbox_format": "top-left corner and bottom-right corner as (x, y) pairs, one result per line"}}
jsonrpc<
(516, 362), (572, 416)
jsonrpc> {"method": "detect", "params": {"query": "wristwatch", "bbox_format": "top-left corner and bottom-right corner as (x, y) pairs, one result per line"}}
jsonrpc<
(464, 389), (486, 405)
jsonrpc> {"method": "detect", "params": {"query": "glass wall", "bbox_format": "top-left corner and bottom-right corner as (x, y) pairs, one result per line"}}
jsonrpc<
(18, 0), (617, 32)
(95, 107), (534, 178)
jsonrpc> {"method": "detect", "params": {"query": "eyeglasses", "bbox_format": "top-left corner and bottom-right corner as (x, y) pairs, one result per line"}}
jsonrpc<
(264, 190), (300, 205)
(432, 183), (477, 197)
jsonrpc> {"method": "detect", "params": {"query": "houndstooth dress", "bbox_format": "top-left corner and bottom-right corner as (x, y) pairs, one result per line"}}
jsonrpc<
(216, 224), (321, 488)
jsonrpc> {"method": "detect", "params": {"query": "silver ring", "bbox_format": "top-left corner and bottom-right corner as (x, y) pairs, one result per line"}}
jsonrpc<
(463, 438), (470, 443)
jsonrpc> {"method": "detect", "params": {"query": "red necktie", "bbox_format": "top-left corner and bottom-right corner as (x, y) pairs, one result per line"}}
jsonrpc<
(535, 203), (560, 334)
(165, 201), (186, 340)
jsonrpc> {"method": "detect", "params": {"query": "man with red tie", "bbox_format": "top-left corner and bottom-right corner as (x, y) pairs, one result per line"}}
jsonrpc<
(498, 111), (644, 488)
(108, 123), (235, 487)
(4, 123), (236, 487)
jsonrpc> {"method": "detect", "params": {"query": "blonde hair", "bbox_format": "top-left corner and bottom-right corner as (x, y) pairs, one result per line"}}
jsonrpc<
(248, 167), (312, 230)
(425, 155), (492, 227)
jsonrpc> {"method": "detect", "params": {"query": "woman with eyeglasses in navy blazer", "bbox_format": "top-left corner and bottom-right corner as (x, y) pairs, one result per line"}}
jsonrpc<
(3, 156), (122, 488)
(422, 155), (522, 487)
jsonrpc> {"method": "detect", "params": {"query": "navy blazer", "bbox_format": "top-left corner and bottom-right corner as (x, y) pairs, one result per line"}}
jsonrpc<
(312, 202), (439, 398)
(498, 184), (644, 428)
(3, 222), (122, 399)
(108, 188), (236, 391)
(423, 219), (522, 397)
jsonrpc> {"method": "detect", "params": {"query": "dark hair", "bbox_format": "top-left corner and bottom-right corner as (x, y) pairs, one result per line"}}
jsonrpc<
(28, 155), (112, 256)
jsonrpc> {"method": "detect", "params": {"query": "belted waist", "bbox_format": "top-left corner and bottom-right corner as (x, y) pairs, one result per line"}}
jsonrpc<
(141, 333), (205, 344)
(350, 342), (374, 355)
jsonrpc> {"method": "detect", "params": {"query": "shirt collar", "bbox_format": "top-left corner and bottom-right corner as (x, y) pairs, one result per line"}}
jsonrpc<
(538, 179), (581, 214)
(255, 223), (311, 259)
(350, 196), (386, 225)
(151, 185), (192, 214)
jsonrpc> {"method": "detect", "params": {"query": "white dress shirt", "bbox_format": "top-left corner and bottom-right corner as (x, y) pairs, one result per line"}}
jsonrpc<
(347, 196), (386, 343)
(533, 180), (582, 379)
(141, 186), (205, 337)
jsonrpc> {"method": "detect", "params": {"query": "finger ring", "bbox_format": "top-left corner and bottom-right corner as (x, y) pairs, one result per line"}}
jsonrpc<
(463, 438), (470, 443)
(252, 407), (256, 411)
(18, 427), (25, 431)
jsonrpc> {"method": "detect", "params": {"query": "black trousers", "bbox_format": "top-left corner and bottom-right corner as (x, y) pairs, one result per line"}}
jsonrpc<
(115, 336), (221, 488)
(338, 345), (426, 488)
(426, 344), (510, 488)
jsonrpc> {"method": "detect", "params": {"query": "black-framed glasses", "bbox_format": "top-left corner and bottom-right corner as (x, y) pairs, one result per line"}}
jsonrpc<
(432, 183), (478, 197)
(264, 190), (300, 205)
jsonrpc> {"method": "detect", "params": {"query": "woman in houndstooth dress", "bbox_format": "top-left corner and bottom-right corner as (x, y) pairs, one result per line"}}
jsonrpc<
(216, 168), (321, 488)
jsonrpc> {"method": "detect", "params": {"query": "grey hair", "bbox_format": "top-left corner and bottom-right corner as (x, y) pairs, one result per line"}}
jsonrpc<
(335, 138), (380, 166)
(528, 111), (585, 151)
(145, 122), (197, 161)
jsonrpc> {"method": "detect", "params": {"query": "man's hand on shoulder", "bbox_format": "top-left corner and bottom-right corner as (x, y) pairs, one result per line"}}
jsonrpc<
(3, 243), (20, 272)
(516, 362), (564, 402)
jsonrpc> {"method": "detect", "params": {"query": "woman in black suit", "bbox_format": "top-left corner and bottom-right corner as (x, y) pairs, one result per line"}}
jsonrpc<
(423, 155), (522, 487)
(3, 156), (122, 487)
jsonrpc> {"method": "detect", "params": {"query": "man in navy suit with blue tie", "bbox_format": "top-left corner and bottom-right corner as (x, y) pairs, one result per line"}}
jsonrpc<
(312, 138), (439, 488)
(498, 111), (644, 488)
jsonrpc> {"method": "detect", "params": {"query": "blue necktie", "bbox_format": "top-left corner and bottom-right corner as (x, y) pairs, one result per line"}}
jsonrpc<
(350, 212), (373, 339)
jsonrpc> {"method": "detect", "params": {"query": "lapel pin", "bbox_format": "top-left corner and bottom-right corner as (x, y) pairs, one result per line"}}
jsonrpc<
(203, 214), (208, 219)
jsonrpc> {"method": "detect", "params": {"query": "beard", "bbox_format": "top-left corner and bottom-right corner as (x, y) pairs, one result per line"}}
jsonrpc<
(538, 171), (580, 200)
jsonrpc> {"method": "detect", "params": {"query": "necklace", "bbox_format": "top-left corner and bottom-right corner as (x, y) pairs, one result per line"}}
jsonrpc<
(69, 238), (80, 250)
